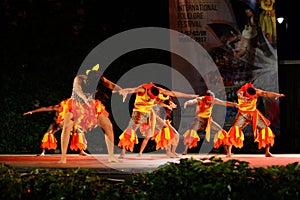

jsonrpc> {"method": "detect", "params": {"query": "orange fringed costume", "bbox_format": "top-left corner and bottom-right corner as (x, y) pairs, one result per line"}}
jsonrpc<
(70, 126), (87, 151)
(40, 131), (57, 150)
(151, 120), (176, 150)
(227, 83), (275, 149)
(57, 98), (108, 132)
(183, 96), (228, 149)
(40, 112), (61, 150)
(118, 83), (157, 152)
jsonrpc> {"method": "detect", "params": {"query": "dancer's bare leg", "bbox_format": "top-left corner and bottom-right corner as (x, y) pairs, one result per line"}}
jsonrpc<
(171, 133), (180, 156)
(226, 145), (233, 157)
(165, 145), (175, 157)
(138, 137), (150, 156)
(166, 137), (180, 158)
(38, 149), (46, 156)
(182, 144), (189, 155)
(119, 148), (126, 159)
(265, 144), (273, 157)
(223, 145), (228, 155)
(58, 112), (73, 163)
(98, 114), (118, 162)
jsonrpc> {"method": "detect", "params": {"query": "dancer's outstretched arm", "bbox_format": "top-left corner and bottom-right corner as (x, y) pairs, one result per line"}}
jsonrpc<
(157, 86), (198, 99)
(23, 105), (59, 116)
(214, 98), (238, 107)
(255, 88), (285, 99)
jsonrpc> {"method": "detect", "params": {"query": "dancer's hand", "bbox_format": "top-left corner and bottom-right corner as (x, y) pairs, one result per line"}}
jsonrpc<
(275, 93), (285, 100)
(23, 111), (32, 116)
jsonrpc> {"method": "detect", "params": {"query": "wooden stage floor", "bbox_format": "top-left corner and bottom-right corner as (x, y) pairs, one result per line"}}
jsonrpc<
(1, 153), (299, 177)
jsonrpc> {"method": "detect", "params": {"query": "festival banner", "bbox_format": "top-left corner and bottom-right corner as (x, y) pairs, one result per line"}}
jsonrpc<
(169, 0), (280, 138)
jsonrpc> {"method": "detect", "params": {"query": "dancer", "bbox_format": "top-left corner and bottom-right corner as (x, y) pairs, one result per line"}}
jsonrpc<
(23, 104), (88, 156)
(58, 64), (124, 163)
(226, 83), (284, 157)
(118, 82), (198, 158)
(182, 90), (238, 155)
(151, 93), (180, 158)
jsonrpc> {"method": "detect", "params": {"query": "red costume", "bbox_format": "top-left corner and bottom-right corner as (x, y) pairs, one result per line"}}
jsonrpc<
(227, 83), (275, 149)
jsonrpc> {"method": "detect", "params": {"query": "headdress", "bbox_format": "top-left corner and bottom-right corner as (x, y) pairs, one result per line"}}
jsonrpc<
(86, 64), (100, 75)
(239, 82), (256, 99)
(158, 93), (169, 101)
(204, 90), (215, 101)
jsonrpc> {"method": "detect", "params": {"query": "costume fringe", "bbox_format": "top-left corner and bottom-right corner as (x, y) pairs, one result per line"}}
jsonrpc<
(183, 129), (200, 148)
(118, 128), (138, 152)
(256, 127), (275, 149)
(228, 126), (244, 148)
(213, 129), (229, 148)
(40, 132), (57, 150)
(70, 132), (87, 151)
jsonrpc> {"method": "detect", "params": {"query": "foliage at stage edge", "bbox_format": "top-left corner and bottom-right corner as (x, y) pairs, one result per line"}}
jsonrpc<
(0, 158), (299, 200)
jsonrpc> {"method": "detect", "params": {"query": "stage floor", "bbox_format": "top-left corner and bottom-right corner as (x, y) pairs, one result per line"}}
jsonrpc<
(1, 153), (299, 176)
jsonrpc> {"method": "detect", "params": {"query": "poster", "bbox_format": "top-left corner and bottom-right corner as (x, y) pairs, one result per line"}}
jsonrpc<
(169, 0), (280, 138)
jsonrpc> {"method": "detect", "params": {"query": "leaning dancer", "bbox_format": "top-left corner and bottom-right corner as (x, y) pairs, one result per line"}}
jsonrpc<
(151, 94), (180, 158)
(58, 64), (124, 163)
(182, 90), (238, 155)
(226, 82), (284, 157)
(23, 104), (88, 156)
(118, 82), (198, 158)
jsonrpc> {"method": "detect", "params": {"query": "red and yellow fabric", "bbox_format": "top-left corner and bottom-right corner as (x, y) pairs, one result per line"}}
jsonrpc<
(139, 109), (157, 138)
(213, 129), (230, 149)
(229, 105), (272, 148)
(255, 127), (275, 149)
(238, 98), (257, 112)
(40, 132), (57, 150)
(183, 129), (200, 149)
(70, 132), (87, 151)
(151, 120), (176, 150)
(57, 98), (108, 132)
(196, 98), (213, 118)
(118, 128), (139, 152)
(228, 126), (245, 148)
(133, 83), (157, 113)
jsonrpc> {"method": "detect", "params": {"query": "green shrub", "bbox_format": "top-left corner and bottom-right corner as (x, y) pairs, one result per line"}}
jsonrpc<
(0, 158), (299, 200)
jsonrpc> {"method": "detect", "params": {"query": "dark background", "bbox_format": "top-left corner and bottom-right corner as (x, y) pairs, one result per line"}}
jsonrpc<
(0, 0), (299, 153)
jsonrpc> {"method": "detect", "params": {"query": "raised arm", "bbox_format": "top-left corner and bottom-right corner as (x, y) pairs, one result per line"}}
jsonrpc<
(102, 76), (122, 92)
(255, 88), (285, 99)
(157, 87), (198, 99)
(214, 98), (238, 107)
(119, 86), (145, 102)
(183, 98), (198, 109)
(23, 105), (59, 116)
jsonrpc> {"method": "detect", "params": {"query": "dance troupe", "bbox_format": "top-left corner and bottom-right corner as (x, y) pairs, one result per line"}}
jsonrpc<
(23, 64), (284, 163)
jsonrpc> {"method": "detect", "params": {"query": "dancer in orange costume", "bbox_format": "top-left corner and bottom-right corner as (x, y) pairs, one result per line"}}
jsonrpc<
(182, 90), (238, 155)
(151, 94), (180, 158)
(23, 104), (88, 156)
(58, 64), (124, 163)
(226, 83), (284, 157)
(118, 82), (198, 158)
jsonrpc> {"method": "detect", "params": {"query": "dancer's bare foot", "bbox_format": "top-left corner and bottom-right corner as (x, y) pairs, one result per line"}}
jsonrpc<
(79, 151), (89, 156)
(37, 152), (45, 156)
(182, 151), (187, 155)
(57, 157), (66, 164)
(118, 153), (125, 159)
(167, 152), (180, 158)
(226, 153), (232, 157)
(108, 156), (119, 162)
(137, 153), (142, 157)
(172, 152), (180, 158)
(265, 152), (273, 157)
